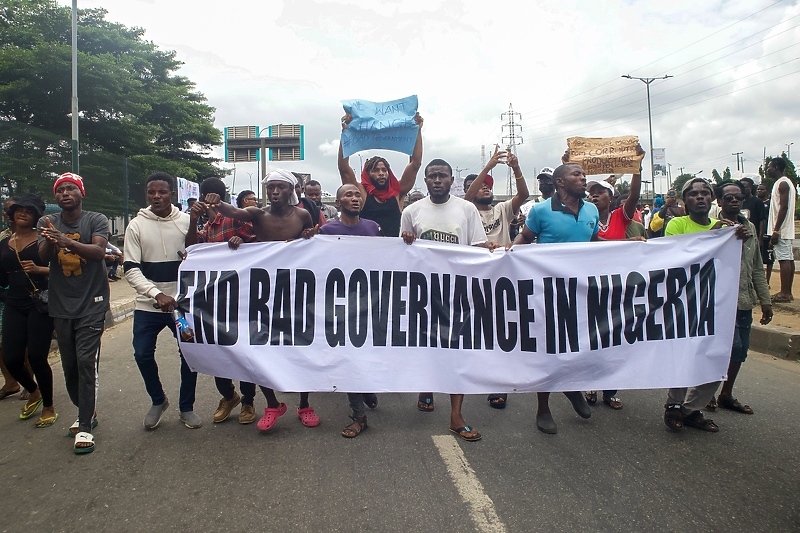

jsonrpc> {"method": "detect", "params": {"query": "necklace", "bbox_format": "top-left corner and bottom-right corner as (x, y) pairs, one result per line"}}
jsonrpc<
(598, 212), (610, 232)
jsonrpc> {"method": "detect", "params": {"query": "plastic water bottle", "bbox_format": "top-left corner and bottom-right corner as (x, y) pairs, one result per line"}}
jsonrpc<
(172, 309), (194, 341)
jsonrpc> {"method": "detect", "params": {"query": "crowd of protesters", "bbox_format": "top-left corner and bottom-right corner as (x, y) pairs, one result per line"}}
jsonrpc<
(0, 115), (792, 453)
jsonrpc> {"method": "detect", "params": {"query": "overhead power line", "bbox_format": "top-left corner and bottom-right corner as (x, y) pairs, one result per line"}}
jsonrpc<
(524, 66), (800, 143)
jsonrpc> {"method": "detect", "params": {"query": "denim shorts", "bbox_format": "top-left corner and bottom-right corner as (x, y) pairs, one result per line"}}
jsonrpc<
(773, 238), (793, 261)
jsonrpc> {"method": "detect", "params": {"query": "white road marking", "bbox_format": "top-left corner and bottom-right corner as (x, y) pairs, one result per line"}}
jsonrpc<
(431, 435), (508, 533)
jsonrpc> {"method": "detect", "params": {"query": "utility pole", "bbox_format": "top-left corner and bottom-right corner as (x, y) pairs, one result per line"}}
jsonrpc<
(622, 74), (672, 200)
(788, 143), (794, 159)
(481, 145), (486, 169)
(123, 158), (129, 228)
(679, 166), (684, 176)
(71, 0), (79, 173)
(454, 167), (468, 179)
(732, 151), (743, 171)
(501, 103), (523, 196)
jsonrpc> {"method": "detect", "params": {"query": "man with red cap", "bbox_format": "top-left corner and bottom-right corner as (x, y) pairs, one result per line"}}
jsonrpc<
(38, 172), (109, 454)
(337, 113), (424, 237)
(463, 146), (529, 247)
(463, 146), (530, 409)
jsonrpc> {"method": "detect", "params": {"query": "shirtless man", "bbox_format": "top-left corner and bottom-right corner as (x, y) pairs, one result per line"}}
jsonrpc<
(202, 169), (320, 431)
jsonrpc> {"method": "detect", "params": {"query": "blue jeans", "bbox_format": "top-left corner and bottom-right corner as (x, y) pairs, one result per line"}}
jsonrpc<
(132, 310), (197, 412)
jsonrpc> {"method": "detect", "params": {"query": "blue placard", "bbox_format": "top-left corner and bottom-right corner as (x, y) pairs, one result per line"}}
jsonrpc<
(340, 95), (419, 158)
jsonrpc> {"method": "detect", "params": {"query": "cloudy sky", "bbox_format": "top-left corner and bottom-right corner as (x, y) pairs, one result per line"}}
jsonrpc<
(61, 0), (800, 196)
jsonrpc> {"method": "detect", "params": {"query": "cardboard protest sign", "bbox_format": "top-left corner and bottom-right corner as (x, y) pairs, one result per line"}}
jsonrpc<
(566, 136), (645, 175)
(341, 95), (419, 158)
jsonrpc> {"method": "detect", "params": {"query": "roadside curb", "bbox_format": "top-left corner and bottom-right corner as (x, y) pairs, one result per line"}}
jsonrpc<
(105, 297), (136, 329)
(750, 323), (800, 360)
(49, 297), (135, 358)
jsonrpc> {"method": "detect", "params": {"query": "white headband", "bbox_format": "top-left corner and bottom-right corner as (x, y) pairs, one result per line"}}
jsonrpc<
(262, 169), (299, 205)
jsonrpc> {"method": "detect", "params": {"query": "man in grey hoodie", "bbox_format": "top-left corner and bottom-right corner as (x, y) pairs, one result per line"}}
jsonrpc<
(124, 172), (200, 430)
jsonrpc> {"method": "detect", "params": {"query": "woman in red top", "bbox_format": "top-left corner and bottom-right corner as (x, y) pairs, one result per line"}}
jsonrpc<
(584, 150), (646, 410)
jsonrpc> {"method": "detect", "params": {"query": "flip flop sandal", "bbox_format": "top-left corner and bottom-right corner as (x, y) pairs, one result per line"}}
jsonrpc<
(719, 397), (753, 415)
(450, 426), (482, 442)
(297, 406), (320, 427)
(35, 413), (59, 428)
(585, 391), (598, 405)
(20, 398), (43, 420)
(488, 394), (508, 409)
(0, 387), (21, 400)
(68, 417), (99, 436)
(417, 395), (434, 412)
(706, 396), (718, 411)
(602, 396), (623, 410)
(664, 403), (684, 430)
(74, 432), (95, 455)
(683, 411), (719, 432)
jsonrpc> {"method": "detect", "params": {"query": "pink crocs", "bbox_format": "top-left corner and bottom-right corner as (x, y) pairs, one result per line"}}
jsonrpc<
(297, 406), (320, 427)
(257, 403), (287, 432)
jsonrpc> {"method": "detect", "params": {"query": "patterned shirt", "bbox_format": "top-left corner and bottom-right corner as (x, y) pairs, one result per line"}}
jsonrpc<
(198, 213), (256, 244)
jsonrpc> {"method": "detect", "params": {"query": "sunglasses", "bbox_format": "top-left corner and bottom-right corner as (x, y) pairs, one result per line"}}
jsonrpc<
(722, 193), (745, 202)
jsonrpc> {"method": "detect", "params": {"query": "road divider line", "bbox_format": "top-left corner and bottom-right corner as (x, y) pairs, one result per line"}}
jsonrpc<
(432, 435), (508, 533)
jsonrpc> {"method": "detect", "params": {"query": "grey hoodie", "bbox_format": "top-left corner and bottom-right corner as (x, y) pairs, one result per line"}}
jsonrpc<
(123, 205), (190, 313)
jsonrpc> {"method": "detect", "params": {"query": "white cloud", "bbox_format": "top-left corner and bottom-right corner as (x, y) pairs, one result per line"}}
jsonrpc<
(318, 138), (340, 157)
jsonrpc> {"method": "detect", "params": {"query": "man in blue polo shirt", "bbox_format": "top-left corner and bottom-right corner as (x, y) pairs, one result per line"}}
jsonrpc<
(511, 162), (598, 434)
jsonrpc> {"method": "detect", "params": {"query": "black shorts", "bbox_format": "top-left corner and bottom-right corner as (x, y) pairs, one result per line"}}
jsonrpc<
(761, 236), (774, 266)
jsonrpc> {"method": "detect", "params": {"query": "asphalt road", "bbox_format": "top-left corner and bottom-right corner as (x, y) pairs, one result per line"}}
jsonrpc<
(1, 323), (799, 532)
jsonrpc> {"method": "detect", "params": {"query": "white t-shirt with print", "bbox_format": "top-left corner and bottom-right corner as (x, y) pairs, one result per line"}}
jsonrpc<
(477, 199), (516, 246)
(400, 195), (488, 246)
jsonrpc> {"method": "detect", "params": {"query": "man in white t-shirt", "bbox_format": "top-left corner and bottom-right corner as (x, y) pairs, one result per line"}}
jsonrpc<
(401, 158), (501, 442)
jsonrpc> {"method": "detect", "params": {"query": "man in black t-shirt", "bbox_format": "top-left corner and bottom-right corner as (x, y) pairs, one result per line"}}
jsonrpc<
(740, 178), (766, 240)
(38, 173), (109, 454)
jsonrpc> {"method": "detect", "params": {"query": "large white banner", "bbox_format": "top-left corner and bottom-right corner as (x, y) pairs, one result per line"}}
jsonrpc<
(178, 230), (741, 394)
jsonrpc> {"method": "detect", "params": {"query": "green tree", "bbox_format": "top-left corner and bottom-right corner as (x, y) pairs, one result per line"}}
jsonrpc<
(0, 0), (223, 215)
(670, 173), (697, 194)
(759, 153), (797, 190)
(710, 167), (731, 184)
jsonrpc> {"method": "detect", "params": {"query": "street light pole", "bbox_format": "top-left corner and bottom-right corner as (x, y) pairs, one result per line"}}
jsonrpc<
(622, 74), (672, 199)
(71, 0), (79, 173)
(788, 142), (794, 159)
